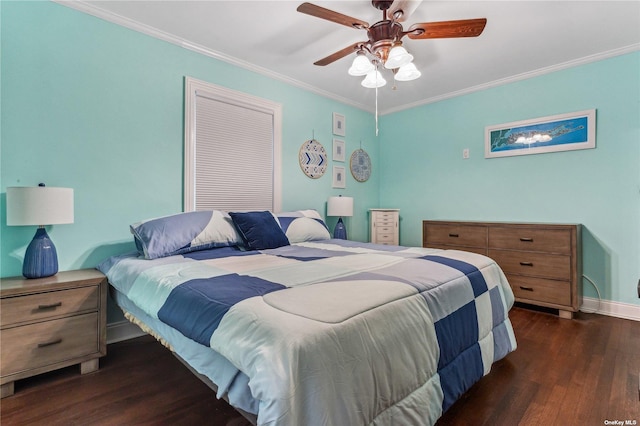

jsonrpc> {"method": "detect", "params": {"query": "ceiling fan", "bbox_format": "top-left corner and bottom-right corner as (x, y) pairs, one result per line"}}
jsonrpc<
(297, 0), (487, 86)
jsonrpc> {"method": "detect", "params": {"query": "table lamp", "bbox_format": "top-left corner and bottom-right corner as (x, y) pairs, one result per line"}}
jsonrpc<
(6, 184), (74, 279)
(327, 195), (353, 240)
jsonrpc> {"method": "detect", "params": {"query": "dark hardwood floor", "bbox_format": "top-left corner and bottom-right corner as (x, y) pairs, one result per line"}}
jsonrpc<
(2, 305), (638, 425)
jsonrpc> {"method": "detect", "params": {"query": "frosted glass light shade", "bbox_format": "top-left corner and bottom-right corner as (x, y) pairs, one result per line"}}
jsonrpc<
(327, 196), (353, 217)
(395, 62), (422, 81)
(384, 45), (413, 69)
(348, 54), (375, 76)
(7, 186), (74, 226)
(361, 70), (387, 88)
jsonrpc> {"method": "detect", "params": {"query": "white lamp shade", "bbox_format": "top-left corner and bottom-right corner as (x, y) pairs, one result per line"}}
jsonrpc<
(395, 62), (422, 81)
(7, 186), (74, 226)
(361, 70), (387, 88)
(348, 54), (375, 76)
(384, 45), (413, 69)
(327, 196), (353, 217)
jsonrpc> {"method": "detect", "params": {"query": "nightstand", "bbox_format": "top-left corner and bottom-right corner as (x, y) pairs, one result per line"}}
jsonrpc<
(0, 269), (107, 398)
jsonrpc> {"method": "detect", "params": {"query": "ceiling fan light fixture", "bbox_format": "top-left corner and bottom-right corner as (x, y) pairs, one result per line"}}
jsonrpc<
(384, 44), (413, 69)
(348, 52), (375, 76)
(394, 62), (421, 81)
(361, 69), (386, 88)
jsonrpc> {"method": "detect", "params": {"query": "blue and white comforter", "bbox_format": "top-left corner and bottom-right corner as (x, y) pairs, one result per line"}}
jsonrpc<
(99, 239), (516, 426)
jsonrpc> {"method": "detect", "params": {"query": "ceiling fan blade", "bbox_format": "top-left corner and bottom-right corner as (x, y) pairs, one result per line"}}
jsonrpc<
(297, 2), (369, 29)
(387, 0), (423, 22)
(314, 42), (366, 66)
(407, 18), (487, 39)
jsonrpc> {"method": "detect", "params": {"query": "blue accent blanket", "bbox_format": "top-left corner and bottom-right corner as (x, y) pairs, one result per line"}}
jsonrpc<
(99, 239), (516, 426)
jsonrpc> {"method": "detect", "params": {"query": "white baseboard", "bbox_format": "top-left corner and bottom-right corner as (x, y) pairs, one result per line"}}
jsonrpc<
(580, 297), (640, 322)
(106, 320), (147, 344)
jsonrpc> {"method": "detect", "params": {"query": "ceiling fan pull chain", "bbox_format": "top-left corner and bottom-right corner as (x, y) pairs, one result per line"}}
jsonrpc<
(375, 70), (379, 136)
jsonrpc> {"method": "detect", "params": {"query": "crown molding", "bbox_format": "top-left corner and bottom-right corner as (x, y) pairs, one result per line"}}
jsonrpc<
(53, 0), (371, 113)
(53, 1), (638, 117)
(380, 43), (640, 116)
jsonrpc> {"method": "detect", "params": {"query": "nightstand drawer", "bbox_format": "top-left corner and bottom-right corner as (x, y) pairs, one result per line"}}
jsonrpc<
(489, 249), (571, 280)
(1, 286), (98, 327)
(424, 224), (487, 248)
(509, 275), (571, 306)
(489, 227), (572, 254)
(1, 312), (99, 377)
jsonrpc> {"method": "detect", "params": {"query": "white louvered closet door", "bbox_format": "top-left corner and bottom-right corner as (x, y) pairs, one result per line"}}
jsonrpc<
(184, 77), (282, 213)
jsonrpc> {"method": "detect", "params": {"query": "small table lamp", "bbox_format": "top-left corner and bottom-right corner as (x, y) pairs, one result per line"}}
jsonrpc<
(327, 195), (353, 240)
(6, 184), (74, 279)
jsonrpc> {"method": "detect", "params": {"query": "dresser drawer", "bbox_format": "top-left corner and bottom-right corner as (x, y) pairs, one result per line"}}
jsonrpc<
(375, 233), (396, 244)
(489, 227), (572, 254)
(509, 275), (571, 306)
(1, 312), (99, 377)
(425, 244), (488, 256)
(372, 211), (396, 222)
(374, 220), (396, 228)
(375, 225), (395, 236)
(1, 286), (98, 327)
(424, 224), (487, 248)
(489, 249), (571, 280)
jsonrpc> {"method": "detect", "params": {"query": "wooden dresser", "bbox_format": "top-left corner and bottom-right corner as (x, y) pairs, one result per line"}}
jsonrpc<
(369, 209), (400, 245)
(0, 269), (107, 397)
(423, 220), (582, 319)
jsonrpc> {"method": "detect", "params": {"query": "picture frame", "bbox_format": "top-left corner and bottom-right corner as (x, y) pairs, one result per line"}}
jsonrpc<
(333, 112), (345, 136)
(332, 138), (345, 162)
(485, 109), (596, 158)
(332, 165), (346, 188)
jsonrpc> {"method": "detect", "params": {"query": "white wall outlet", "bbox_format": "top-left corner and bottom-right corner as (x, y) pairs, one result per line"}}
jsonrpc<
(463, 148), (470, 159)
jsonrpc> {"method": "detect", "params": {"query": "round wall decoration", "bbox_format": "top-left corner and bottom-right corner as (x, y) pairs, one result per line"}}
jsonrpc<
(350, 148), (371, 182)
(299, 139), (327, 179)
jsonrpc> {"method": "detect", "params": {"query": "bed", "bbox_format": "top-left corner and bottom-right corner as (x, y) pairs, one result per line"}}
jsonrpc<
(98, 209), (517, 425)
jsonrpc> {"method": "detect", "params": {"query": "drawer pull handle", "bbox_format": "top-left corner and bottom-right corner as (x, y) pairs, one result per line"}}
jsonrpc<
(37, 338), (62, 348)
(520, 262), (534, 267)
(520, 237), (533, 242)
(37, 302), (62, 310)
(448, 233), (459, 238)
(519, 286), (534, 292)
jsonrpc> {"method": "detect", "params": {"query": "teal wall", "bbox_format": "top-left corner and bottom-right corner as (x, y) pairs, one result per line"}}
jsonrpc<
(1, 1), (638, 315)
(379, 52), (640, 306)
(1, 1), (379, 288)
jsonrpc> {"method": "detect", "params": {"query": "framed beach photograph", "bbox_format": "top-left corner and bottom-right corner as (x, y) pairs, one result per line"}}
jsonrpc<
(333, 138), (345, 162)
(332, 165), (346, 188)
(333, 112), (345, 136)
(485, 109), (596, 158)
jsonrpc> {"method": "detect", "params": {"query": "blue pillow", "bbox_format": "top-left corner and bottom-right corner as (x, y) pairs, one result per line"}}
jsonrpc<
(131, 210), (243, 259)
(229, 211), (290, 250)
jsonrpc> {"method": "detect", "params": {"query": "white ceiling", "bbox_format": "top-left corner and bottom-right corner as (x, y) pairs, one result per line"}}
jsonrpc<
(63, 0), (640, 114)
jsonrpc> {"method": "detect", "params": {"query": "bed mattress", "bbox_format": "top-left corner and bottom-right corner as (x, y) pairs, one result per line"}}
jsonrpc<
(99, 239), (516, 425)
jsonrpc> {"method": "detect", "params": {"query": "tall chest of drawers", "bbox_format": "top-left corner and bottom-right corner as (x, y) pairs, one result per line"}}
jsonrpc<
(423, 220), (582, 319)
(0, 269), (107, 397)
(369, 209), (400, 245)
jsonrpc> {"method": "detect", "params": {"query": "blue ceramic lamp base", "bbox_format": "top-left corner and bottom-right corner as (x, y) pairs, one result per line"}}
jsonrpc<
(333, 217), (348, 240)
(23, 227), (59, 279)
